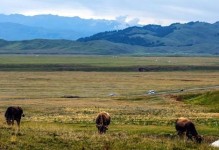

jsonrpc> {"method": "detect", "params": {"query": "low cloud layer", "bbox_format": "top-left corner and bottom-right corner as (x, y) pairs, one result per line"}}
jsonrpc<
(0, 0), (219, 25)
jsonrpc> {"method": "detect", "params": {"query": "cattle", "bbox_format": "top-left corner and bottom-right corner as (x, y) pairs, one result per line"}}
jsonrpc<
(95, 112), (111, 134)
(175, 117), (202, 143)
(5, 106), (25, 130)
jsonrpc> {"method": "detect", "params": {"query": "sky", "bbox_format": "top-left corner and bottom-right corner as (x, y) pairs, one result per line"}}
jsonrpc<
(0, 0), (219, 25)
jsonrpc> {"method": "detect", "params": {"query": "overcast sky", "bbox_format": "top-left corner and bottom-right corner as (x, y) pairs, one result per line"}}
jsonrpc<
(0, 0), (219, 25)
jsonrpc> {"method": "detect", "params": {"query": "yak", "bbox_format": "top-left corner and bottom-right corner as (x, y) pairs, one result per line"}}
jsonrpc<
(95, 112), (111, 134)
(5, 106), (25, 130)
(175, 117), (202, 143)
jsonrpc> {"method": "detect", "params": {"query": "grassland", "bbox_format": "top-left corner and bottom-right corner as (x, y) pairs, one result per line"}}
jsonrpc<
(0, 56), (219, 149)
(0, 55), (218, 71)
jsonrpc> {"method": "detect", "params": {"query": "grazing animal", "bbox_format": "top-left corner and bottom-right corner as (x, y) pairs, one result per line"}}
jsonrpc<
(5, 106), (25, 130)
(175, 117), (202, 143)
(95, 112), (111, 134)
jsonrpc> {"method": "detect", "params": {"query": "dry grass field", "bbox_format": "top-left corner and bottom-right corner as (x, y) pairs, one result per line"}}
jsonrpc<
(0, 56), (219, 149)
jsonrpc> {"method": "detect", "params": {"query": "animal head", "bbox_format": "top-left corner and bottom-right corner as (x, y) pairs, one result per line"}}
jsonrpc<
(195, 135), (203, 143)
(96, 124), (108, 134)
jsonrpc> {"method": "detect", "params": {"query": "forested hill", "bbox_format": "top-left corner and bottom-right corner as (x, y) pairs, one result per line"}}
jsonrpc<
(78, 21), (219, 55)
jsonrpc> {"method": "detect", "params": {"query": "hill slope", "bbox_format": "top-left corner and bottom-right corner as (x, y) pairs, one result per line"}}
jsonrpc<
(78, 22), (219, 55)
(0, 39), (151, 55)
(184, 90), (219, 112)
(0, 21), (219, 55)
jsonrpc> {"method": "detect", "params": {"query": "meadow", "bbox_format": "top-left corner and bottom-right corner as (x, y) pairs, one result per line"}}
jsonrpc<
(0, 56), (219, 149)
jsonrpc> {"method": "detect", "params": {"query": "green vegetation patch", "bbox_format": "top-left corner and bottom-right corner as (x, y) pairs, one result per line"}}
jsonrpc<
(185, 91), (219, 105)
(0, 55), (218, 71)
(184, 91), (219, 112)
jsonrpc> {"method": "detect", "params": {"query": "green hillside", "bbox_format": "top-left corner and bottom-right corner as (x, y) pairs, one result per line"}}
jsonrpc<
(185, 91), (219, 105)
(0, 21), (219, 55)
(0, 39), (158, 55)
(78, 22), (219, 55)
(184, 91), (219, 112)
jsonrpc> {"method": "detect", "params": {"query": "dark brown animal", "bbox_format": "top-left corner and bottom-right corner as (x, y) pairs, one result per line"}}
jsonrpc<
(95, 112), (111, 134)
(5, 106), (25, 130)
(175, 117), (202, 143)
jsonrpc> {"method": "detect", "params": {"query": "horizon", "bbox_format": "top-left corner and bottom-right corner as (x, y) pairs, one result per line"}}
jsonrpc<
(1, 13), (219, 27)
(0, 0), (219, 26)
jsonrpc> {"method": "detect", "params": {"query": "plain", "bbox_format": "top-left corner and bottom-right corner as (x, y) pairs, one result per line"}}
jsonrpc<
(0, 56), (219, 150)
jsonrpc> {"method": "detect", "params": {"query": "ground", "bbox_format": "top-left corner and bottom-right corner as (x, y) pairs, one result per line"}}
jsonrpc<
(0, 56), (218, 149)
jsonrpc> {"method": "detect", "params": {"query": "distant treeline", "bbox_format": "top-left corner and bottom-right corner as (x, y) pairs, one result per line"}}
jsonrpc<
(0, 64), (218, 72)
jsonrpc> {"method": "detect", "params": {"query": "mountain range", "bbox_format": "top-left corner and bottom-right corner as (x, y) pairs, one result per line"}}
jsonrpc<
(0, 14), (219, 55)
(0, 14), (131, 40)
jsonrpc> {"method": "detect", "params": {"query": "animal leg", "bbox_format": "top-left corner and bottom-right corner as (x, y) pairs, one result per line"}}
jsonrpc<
(12, 119), (15, 126)
(16, 119), (21, 132)
(186, 131), (193, 141)
(177, 131), (184, 139)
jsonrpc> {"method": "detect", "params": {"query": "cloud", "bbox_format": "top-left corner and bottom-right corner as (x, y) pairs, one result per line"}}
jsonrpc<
(127, 18), (140, 26)
(114, 16), (129, 29)
(115, 16), (128, 23)
(113, 16), (140, 30)
(0, 0), (219, 25)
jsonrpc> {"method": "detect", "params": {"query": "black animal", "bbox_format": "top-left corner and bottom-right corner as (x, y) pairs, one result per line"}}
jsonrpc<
(95, 112), (111, 134)
(175, 117), (202, 143)
(5, 106), (25, 130)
